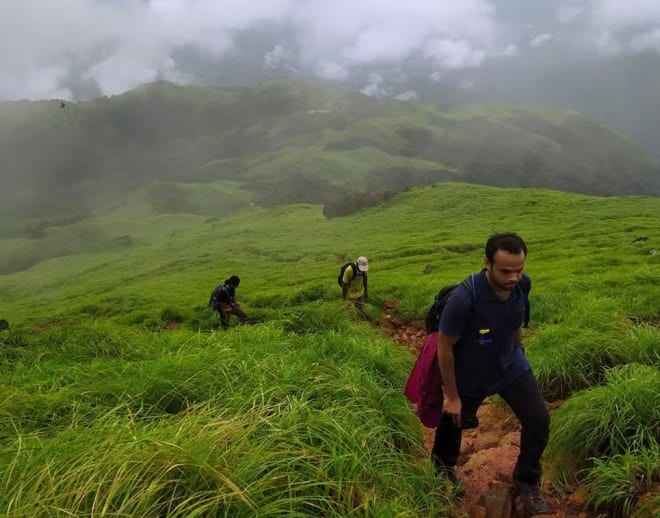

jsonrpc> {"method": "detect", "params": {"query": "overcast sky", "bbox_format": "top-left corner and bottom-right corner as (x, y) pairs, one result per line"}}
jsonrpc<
(2, 0), (660, 101)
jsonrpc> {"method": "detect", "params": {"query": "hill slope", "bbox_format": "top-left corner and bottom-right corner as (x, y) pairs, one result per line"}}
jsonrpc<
(1, 81), (659, 236)
(1, 183), (658, 516)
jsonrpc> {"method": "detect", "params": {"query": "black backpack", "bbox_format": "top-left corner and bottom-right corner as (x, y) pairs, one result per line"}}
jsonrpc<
(337, 262), (358, 286)
(423, 274), (530, 335)
(209, 284), (226, 310)
(424, 277), (473, 334)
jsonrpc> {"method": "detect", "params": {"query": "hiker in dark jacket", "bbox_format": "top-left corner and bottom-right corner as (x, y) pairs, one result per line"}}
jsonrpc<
(433, 233), (550, 515)
(210, 276), (249, 329)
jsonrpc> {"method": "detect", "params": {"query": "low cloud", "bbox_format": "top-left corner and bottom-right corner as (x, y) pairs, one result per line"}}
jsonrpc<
(360, 73), (386, 97)
(263, 45), (287, 69)
(316, 62), (350, 81)
(395, 90), (419, 101)
(530, 33), (553, 49)
(1, 0), (503, 100)
(4, 1), (660, 101)
(559, 0), (660, 54)
(423, 39), (488, 69)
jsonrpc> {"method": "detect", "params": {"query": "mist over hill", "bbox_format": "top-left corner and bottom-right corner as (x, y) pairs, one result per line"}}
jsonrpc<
(5, 1), (660, 165)
(408, 52), (660, 161)
(1, 80), (659, 238)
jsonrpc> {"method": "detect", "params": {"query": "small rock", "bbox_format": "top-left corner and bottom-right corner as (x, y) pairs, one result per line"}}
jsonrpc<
(513, 493), (526, 517)
(461, 435), (477, 456)
(474, 431), (502, 450)
(568, 486), (590, 506)
(499, 432), (520, 448)
(477, 483), (512, 518)
(468, 504), (487, 518)
(477, 400), (518, 433)
(547, 400), (564, 411)
(460, 445), (520, 501)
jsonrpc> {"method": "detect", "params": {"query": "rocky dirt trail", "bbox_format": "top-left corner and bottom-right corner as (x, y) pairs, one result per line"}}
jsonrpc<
(378, 300), (596, 518)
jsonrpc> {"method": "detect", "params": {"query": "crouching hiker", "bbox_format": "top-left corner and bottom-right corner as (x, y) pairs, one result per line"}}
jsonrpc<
(433, 233), (551, 515)
(209, 275), (249, 330)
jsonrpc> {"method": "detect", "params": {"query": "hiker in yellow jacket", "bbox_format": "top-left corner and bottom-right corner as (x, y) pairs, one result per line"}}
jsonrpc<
(341, 256), (369, 312)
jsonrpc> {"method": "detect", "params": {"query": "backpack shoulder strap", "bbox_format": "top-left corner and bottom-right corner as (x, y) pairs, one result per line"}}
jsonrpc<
(518, 274), (531, 328)
(458, 274), (480, 328)
(459, 274), (477, 306)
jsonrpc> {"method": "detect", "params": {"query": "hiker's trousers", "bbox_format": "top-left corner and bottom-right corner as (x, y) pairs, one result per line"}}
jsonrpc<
(219, 303), (249, 329)
(431, 369), (550, 485)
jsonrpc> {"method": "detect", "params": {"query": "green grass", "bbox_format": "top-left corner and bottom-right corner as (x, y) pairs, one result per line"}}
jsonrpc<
(1, 182), (659, 515)
(545, 364), (660, 489)
(584, 445), (660, 517)
(1, 323), (451, 516)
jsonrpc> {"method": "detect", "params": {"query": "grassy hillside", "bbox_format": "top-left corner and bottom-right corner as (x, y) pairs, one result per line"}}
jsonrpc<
(1, 183), (658, 516)
(2, 81), (659, 238)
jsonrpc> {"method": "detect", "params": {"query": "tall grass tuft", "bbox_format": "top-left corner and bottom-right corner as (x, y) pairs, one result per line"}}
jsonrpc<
(280, 301), (354, 335)
(529, 324), (625, 399)
(0, 323), (452, 516)
(624, 324), (660, 367)
(584, 445), (659, 517)
(2, 400), (449, 517)
(528, 296), (659, 399)
(546, 364), (660, 490)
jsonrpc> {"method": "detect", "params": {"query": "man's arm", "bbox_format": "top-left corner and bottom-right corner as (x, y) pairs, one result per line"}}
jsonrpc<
(363, 273), (368, 300)
(437, 332), (461, 426)
(341, 268), (354, 299)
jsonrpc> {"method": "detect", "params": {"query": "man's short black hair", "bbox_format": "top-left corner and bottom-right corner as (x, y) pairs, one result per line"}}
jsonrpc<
(225, 275), (241, 287)
(485, 233), (527, 263)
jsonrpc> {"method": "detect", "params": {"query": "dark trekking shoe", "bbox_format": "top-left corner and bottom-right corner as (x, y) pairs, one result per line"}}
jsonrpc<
(513, 480), (550, 515)
(437, 466), (466, 497)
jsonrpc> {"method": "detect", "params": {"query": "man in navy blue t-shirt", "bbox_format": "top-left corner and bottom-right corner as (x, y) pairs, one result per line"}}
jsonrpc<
(433, 233), (550, 515)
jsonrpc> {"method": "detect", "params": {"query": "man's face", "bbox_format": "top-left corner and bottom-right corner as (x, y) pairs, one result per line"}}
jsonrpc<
(484, 250), (525, 292)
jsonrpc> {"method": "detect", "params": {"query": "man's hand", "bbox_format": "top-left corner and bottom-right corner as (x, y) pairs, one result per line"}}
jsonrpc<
(443, 395), (462, 428)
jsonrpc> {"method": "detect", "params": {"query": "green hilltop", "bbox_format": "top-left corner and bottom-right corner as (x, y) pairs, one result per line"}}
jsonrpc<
(1, 183), (659, 516)
(2, 81), (659, 241)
